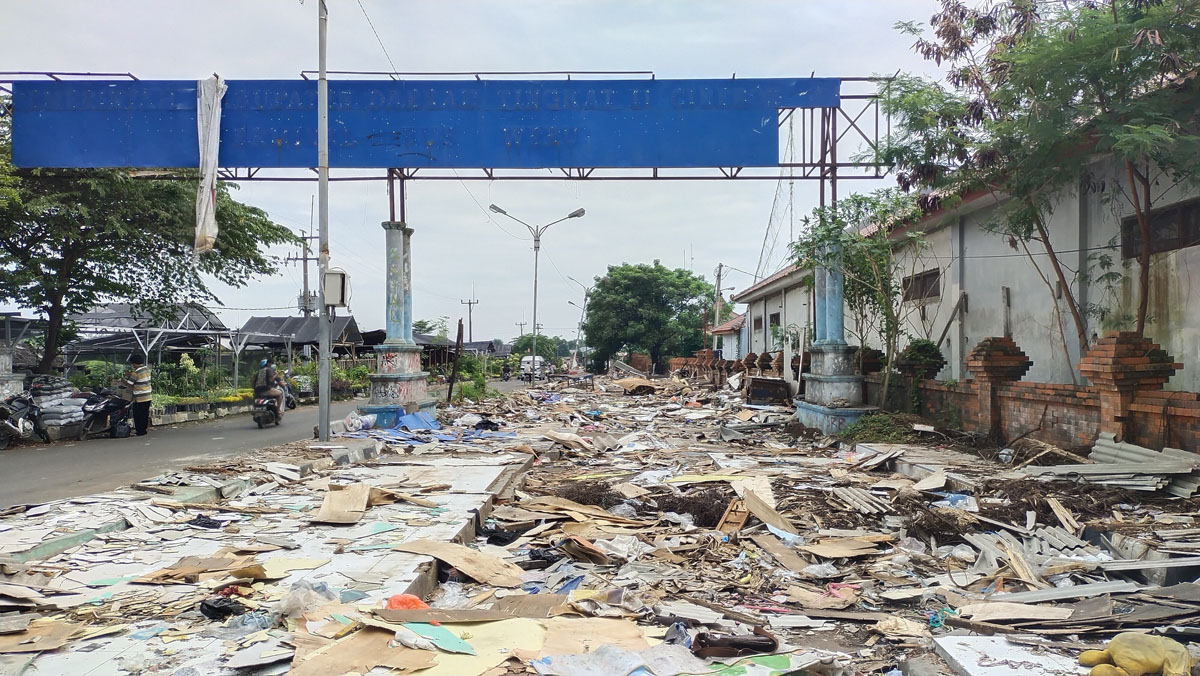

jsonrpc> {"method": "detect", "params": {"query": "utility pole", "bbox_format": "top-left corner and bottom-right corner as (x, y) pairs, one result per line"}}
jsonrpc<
(287, 225), (320, 317)
(514, 320), (527, 337)
(316, 0), (331, 441)
(460, 294), (478, 343)
(712, 263), (723, 350)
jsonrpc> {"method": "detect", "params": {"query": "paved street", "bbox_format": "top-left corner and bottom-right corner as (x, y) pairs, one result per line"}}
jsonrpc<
(0, 398), (363, 508)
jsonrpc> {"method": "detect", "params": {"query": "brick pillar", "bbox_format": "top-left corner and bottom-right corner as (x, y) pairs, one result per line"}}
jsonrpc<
(965, 337), (1032, 441)
(1078, 332), (1180, 441)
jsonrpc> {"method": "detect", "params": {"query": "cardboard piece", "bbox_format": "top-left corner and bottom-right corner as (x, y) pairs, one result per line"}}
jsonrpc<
(287, 627), (436, 676)
(743, 489), (797, 535)
(750, 535), (809, 573)
(230, 557), (330, 581)
(800, 538), (879, 559)
(310, 483), (372, 524)
(377, 608), (514, 624)
(393, 540), (525, 587)
(731, 476), (776, 508)
(522, 617), (651, 660)
(0, 619), (82, 653)
(492, 594), (570, 618)
(408, 619), (545, 676)
(959, 602), (1074, 623)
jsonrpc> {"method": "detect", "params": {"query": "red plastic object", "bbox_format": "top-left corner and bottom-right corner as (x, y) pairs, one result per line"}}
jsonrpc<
(385, 594), (430, 610)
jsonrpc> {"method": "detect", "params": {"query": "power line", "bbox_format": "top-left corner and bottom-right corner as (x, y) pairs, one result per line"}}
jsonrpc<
(452, 171), (529, 240)
(355, 0), (398, 74)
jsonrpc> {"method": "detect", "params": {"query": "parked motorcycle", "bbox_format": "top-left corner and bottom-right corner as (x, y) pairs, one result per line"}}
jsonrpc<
(282, 371), (298, 410)
(77, 388), (133, 440)
(252, 396), (281, 428)
(0, 392), (50, 450)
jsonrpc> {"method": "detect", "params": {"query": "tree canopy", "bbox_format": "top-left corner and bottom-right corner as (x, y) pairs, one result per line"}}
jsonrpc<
(881, 0), (1200, 357)
(0, 113), (297, 371)
(583, 262), (713, 371)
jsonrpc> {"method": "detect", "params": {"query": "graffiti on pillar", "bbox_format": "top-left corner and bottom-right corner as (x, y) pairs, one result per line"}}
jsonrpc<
(378, 350), (420, 375)
(369, 378), (428, 405)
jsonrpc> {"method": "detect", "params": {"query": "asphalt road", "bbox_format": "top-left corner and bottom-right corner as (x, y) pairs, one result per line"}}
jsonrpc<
(0, 398), (363, 508)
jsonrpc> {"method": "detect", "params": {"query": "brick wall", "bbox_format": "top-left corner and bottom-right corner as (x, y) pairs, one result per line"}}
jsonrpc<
(993, 382), (1100, 450)
(1128, 391), (1200, 453)
(868, 334), (1200, 454)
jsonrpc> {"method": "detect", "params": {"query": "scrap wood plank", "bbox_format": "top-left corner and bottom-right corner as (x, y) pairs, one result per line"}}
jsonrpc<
(742, 489), (796, 535)
(750, 534), (809, 573)
(716, 499), (750, 534)
(998, 542), (1048, 589)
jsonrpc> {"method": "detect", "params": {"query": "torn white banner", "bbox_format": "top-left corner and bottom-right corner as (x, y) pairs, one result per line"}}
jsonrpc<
(195, 75), (227, 253)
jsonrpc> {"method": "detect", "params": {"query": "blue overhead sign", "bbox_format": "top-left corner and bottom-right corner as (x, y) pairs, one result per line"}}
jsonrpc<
(11, 78), (840, 169)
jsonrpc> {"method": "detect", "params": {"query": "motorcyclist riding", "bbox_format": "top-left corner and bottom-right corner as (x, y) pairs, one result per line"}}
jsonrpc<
(253, 357), (284, 419)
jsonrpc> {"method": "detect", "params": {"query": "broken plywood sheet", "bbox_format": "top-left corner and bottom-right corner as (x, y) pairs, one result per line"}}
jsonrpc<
(520, 617), (651, 660)
(310, 483), (372, 525)
(750, 535), (809, 573)
(743, 489), (796, 535)
(392, 540), (525, 587)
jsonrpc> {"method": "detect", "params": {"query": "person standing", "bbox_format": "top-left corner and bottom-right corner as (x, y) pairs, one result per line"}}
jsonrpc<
(124, 353), (153, 436)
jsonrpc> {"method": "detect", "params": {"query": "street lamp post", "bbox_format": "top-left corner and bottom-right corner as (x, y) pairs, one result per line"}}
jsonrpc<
(567, 275), (592, 369)
(489, 204), (585, 381)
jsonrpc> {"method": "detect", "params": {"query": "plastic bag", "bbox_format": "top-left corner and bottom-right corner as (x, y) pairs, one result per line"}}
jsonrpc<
(1079, 632), (1193, 676)
(277, 580), (337, 619)
(429, 582), (472, 609)
(801, 562), (840, 578)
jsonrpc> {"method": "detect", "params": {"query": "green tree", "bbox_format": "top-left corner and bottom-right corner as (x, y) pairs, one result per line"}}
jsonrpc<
(792, 189), (928, 407)
(512, 334), (565, 365)
(882, 0), (1200, 361)
(583, 262), (714, 371)
(412, 318), (443, 335)
(0, 114), (296, 372)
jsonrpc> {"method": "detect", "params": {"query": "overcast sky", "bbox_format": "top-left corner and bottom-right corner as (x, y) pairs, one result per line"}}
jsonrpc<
(2, 1), (942, 343)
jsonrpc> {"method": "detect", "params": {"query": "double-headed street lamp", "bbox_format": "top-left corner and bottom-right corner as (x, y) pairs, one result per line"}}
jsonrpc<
(567, 275), (592, 369)
(489, 204), (585, 379)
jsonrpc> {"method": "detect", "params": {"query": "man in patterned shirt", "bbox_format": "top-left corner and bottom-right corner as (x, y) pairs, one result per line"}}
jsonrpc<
(123, 354), (153, 436)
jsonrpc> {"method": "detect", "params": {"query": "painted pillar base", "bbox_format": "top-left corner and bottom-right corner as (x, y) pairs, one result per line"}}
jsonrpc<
(361, 343), (436, 428)
(803, 343), (864, 407)
(795, 399), (878, 435)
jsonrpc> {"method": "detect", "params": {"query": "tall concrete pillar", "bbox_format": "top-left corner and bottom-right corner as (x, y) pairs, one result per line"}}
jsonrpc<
(362, 221), (436, 426)
(384, 222), (415, 346)
(813, 267), (828, 345)
(824, 263), (846, 346)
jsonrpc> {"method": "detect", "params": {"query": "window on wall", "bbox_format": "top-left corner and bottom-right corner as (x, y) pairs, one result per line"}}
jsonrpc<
(752, 317), (763, 331)
(902, 269), (941, 302)
(769, 312), (780, 327)
(1121, 199), (1200, 259)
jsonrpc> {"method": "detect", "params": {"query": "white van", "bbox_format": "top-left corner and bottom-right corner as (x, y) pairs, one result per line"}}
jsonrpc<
(520, 356), (546, 378)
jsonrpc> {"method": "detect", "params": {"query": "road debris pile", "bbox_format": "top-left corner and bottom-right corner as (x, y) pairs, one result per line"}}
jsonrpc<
(1, 376), (1200, 675)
